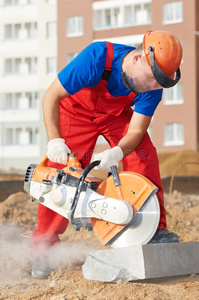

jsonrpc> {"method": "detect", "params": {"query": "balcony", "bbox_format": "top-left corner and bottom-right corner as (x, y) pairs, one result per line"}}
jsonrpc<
(2, 2), (38, 22)
(1, 73), (39, 91)
(0, 108), (39, 123)
(0, 144), (40, 158)
(93, 0), (151, 31)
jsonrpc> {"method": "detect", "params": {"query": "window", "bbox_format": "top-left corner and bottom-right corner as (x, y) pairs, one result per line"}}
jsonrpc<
(2, 92), (38, 109)
(124, 6), (132, 25)
(47, 57), (57, 74)
(4, 93), (20, 109)
(5, 24), (21, 39)
(164, 123), (184, 146)
(67, 16), (83, 37)
(94, 10), (102, 28)
(105, 9), (111, 26)
(26, 127), (38, 144)
(4, 128), (22, 145)
(46, 0), (56, 3)
(25, 92), (38, 108)
(5, 57), (37, 75)
(25, 57), (37, 74)
(5, 128), (14, 144)
(5, 93), (13, 109)
(5, 22), (37, 40)
(163, 82), (183, 105)
(163, 1), (183, 24)
(134, 3), (151, 24)
(25, 22), (37, 39)
(46, 22), (57, 40)
(4, 0), (19, 5)
(27, 0), (38, 4)
(93, 1), (151, 30)
(5, 58), (21, 74)
(113, 7), (120, 26)
(67, 53), (78, 64)
(3, 127), (38, 145)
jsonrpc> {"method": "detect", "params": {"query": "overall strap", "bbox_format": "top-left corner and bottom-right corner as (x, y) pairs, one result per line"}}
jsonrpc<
(101, 41), (113, 82)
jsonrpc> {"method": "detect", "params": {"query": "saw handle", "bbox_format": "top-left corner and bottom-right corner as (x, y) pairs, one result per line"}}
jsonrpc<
(68, 160), (101, 224)
(110, 165), (124, 200)
(110, 166), (121, 186)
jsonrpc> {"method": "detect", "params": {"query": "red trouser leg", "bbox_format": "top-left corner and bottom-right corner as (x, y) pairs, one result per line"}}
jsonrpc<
(97, 107), (166, 229)
(122, 138), (166, 229)
(31, 203), (69, 256)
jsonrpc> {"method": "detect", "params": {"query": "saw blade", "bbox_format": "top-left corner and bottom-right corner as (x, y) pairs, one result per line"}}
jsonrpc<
(107, 193), (160, 248)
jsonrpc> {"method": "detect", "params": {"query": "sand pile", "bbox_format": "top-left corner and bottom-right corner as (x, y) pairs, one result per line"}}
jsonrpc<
(158, 150), (199, 177)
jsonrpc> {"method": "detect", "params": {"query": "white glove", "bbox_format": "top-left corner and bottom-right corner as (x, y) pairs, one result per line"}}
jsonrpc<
(94, 146), (123, 172)
(47, 138), (71, 165)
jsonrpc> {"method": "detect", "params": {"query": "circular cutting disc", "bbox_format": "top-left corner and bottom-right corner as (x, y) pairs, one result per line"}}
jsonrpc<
(108, 193), (160, 248)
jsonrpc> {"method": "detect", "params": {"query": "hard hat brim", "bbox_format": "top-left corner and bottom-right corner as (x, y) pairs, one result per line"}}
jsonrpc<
(148, 46), (181, 88)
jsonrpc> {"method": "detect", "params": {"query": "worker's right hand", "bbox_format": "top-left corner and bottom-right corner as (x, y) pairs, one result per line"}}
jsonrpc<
(47, 138), (71, 165)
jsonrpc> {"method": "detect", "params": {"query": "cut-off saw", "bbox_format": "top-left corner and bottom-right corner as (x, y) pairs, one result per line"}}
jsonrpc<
(24, 153), (160, 247)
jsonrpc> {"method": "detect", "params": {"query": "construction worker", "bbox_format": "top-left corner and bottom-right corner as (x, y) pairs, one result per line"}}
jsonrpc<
(31, 30), (183, 279)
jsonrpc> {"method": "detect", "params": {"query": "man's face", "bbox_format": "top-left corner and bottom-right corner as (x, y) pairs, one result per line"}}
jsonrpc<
(132, 62), (162, 93)
(122, 52), (162, 94)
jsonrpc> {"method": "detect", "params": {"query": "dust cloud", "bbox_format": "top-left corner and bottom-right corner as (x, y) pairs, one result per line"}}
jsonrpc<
(0, 223), (93, 285)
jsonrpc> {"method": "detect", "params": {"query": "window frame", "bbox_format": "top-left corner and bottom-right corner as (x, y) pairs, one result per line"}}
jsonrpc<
(163, 1), (183, 25)
(66, 16), (84, 37)
(164, 123), (184, 146)
(3, 126), (39, 145)
(46, 57), (57, 75)
(93, 0), (151, 30)
(46, 21), (57, 40)
(163, 82), (184, 105)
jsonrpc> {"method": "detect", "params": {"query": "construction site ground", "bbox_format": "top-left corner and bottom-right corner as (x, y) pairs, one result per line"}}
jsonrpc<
(0, 150), (199, 300)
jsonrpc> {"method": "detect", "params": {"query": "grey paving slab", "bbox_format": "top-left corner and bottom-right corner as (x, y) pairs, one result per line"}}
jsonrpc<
(82, 242), (199, 282)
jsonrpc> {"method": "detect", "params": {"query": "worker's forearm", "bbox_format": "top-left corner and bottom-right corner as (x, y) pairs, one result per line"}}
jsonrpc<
(42, 77), (70, 141)
(42, 93), (61, 141)
(118, 111), (151, 157)
(118, 131), (145, 157)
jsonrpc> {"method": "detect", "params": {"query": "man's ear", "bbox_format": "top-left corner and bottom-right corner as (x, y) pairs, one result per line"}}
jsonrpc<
(132, 53), (142, 65)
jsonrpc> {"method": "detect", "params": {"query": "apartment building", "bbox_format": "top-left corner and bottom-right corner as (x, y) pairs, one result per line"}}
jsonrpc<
(0, 0), (198, 170)
(57, 0), (199, 153)
(0, 0), (57, 169)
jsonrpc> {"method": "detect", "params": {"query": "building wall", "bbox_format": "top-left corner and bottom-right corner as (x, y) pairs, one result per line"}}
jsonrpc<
(0, 0), (57, 170)
(57, 0), (93, 72)
(152, 0), (198, 152)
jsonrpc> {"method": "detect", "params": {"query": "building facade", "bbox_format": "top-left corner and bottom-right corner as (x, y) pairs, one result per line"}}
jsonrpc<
(0, 0), (198, 170)
(0, 0), (57, 169)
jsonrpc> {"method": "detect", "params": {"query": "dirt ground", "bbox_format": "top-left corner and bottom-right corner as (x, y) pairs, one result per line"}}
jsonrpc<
(0, 150), (199, 300)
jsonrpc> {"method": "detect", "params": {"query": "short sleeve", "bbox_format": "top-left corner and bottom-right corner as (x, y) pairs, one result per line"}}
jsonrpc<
(133, 89), (163, 117)
(57, 42), (107, 95)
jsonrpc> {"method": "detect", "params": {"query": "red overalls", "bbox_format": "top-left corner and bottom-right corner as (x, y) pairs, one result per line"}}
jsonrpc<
(31, 42), (166, 255)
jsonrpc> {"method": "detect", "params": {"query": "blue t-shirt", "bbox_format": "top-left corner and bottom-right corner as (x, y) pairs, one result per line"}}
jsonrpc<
(58, 41), (162, 117)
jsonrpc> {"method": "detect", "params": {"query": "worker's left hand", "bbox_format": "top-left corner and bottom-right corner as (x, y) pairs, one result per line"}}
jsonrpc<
(94, 146), (123, 172)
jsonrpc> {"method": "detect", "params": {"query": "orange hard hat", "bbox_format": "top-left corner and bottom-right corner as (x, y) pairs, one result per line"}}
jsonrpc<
(143, 30), (183, 88)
